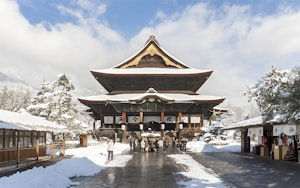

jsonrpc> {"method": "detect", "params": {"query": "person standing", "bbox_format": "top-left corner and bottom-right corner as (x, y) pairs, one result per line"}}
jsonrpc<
(107, 139), (114, 160)
(158, 138), (164, 153)
(140, 139), (145, 152)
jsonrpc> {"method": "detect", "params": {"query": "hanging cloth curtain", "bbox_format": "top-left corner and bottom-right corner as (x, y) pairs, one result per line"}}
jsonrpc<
(273, 125), (283, 136)
(282, 125), (297, 136)
(256, 127), (263, 136)
(248, 127), (263, 137)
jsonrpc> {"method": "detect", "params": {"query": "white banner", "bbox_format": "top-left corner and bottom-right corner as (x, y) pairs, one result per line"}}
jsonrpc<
(257, 127), (263, 136)
(191, 116), (201, 123)
(182, 116), (189, 123)
(144, 116), (160, 123)
(248, 127), (263, 137)
(128, 116), (140, 123)
(104, 116), (114, 124)
(273, 125), (283, 136)
(282, 125), (297, 136)
(247, 128), (254, 137)
(164, 116), (176, 123)
(115, 116), (122, 124)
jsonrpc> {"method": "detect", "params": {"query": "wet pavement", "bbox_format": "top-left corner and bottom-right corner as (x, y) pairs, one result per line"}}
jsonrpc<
(73, 148), (300, 188)
(190, 152), (300, 188)
(75, 148), (184, 188)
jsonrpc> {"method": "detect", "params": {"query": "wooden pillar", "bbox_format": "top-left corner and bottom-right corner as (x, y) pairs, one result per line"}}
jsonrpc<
(121, 112), (126, 142)
(177, 112), (182, 130)
(16, 130), (20, 167)
(160, 111), (164, 122)
(60, 133), (65, 156)
(139, 111), (143, 123)
(188, 115), (192, 130)
(35, 131), (39, 161)
(50, 132), (54, 159)
(177, 112), (182, 141)
(122, 112), (126, 123)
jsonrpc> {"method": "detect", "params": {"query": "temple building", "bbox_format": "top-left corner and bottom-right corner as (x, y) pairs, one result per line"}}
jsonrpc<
(78, 35), (225, 140)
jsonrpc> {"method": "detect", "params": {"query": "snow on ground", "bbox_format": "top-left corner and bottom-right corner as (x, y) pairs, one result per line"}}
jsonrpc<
(167, 140), (241, 187)
(168, 154), (229, 188)
(0, 142), (131, 188)
(0, 140), (242, 188)
(186, 140), (241, 153)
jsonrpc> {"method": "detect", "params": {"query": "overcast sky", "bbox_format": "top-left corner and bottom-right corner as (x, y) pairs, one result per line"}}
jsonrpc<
(1, 0), (300, 107)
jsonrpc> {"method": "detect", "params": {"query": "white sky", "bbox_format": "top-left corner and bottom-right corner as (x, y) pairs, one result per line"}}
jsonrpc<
(0, 140), (241, 188)
(1, 0), (300, 107)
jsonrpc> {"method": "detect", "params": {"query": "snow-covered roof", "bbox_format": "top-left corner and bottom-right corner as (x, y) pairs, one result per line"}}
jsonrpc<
(78, 91), (225, 103)
(0, 110), (67, 133)
(223, 114), (286, 130)
(91, 67), (211, 75)
(114, 35), (191, 69)
(0, 121), (29, 130)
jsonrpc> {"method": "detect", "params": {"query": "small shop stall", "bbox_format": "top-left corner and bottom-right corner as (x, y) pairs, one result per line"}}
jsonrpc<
(272, 125), (298, 161)
(0, 110), (67, 164)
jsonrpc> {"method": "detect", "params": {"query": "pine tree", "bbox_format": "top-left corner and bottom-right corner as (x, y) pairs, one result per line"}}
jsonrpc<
(244, 67), (300, 123)
(27, 74), (87, 135)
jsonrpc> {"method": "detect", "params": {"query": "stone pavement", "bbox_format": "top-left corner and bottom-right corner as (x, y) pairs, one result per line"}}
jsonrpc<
(189, 152), (300, 188)
(74, 148), (300, 188)
(75, 147), (184, 188)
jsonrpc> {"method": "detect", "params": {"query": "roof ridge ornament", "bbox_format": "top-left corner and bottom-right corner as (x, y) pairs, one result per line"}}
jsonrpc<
(146, 87), (157, 93)
(145, 35), (160, 46)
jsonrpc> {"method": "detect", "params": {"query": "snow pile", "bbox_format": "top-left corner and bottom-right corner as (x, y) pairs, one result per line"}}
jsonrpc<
(187, 140), (241, 153)
(0, 142), (131, 188)
(169, 154), (229, 187)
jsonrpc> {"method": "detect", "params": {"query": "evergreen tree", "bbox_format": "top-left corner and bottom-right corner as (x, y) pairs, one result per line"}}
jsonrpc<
(27, 74), (87, 135)
(244, 67), (300, 123)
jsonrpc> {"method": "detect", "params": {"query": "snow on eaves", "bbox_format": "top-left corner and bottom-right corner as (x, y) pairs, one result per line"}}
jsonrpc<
(0, 109), (67, 133)
(91, 67), (212, 75)
(223, 114), (290, 130)
(78, 92), (225, 103)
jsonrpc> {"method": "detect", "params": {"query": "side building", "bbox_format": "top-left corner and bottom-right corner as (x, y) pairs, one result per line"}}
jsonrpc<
(78, 35), (225, 141)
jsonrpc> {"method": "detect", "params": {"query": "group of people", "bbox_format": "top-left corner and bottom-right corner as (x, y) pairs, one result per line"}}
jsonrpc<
(129, 137), (168, 153)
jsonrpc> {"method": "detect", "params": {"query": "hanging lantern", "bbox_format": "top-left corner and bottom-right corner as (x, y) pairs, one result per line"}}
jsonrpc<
(179, 123), (183, 130)
(139, 123), (143, 130)
(161, 123), (165, 130)
(121, 124), (126, 131)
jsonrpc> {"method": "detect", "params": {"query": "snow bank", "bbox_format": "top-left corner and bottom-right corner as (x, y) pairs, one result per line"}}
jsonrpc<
(0, 142), (132, 188)
(168, 154), (229, 187)
(186, 140), (241, 153)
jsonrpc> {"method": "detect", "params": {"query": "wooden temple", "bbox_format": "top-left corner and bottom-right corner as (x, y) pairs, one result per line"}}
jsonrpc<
(78, 35), (225, 140)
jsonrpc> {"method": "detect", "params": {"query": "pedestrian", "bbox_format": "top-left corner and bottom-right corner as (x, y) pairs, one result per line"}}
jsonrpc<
(158, 138), (163, 153)
(133, 138), (136, 152)
(145, 139), (149, 152)
(129, 137), (133, 151)
(107, 139), (114, 160)
(140, 139), (145, 152)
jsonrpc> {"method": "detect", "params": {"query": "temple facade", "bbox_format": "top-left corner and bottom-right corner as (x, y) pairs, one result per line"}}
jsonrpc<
(78, 35), (225, 140)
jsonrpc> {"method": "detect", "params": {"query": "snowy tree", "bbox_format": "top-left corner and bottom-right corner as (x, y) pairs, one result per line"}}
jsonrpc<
(0, 85), (33, 112)
(244, 67), (300, 123)
(27, 74), (88, 136)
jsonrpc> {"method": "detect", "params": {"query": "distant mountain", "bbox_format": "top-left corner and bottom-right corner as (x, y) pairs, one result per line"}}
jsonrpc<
(0, 72), (29, 85)
(0, 72), (36, 93)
